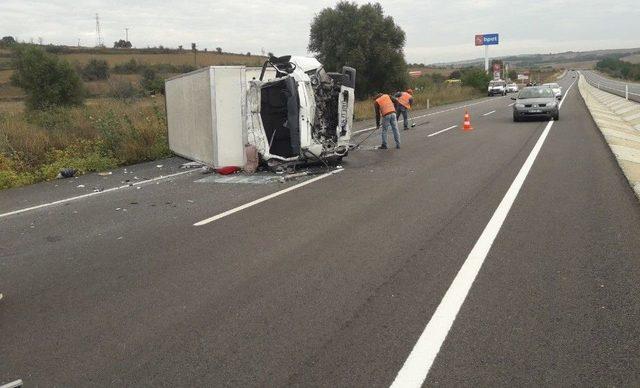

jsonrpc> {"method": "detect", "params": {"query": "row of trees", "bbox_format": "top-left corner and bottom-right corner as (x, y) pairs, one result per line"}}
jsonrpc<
(596, 57), (640, 81)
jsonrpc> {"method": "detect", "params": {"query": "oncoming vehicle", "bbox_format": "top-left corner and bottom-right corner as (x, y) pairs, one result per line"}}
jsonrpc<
(543, 82), (563, 100)
(511, 86), (559, 122)
(487, 80), (507, 96)
(506, 83), (519, 93)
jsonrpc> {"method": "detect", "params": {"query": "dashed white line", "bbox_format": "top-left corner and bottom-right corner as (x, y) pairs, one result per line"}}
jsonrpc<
(427, 125), (457, 137)
(482, 110), (496, 116)
(352, 97), (504, 135)
(194, 169), (344, 226)
(389, 76), (577, 388)
(0, 170), (196, 219)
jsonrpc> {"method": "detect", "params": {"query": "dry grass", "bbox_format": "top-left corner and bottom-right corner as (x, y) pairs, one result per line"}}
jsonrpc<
(354, 85), (482, 121)
(622, 54), (640, 64)
(0, 97), (171, 189)
(61, 52), (264, 67)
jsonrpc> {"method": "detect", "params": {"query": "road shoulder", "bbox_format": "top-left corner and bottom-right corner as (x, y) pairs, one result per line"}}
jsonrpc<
(579, 73), (640, 199)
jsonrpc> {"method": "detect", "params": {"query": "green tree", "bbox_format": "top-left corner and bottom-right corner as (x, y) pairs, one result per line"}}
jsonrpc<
(0, 36), (17, 47)
(460, 68), (491, 92)
(11, 45), (85, 110)
(308, 1), (407, 98)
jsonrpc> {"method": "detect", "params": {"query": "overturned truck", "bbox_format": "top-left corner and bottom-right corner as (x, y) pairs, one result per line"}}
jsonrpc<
(165, 56), (356, 170)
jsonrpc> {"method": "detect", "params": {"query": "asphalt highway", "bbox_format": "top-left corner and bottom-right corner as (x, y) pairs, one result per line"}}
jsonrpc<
(2, 73), (640, 387)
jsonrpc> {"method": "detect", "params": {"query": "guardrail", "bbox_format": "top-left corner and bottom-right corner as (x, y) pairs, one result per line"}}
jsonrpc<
(580, 71), (640, 103)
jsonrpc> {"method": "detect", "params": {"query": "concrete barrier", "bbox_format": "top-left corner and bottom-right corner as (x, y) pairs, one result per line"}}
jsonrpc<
(579, 73), (640, 199)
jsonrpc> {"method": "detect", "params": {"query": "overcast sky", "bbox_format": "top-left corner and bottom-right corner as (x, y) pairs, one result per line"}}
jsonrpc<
(2, 0), (639, 63)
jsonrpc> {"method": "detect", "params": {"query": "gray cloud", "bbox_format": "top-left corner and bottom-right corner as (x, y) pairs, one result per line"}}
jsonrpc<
(2, 0), (639, 63)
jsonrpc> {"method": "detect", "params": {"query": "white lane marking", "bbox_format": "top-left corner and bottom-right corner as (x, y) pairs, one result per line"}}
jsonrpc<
(482, 110), (496, 116)
(194, 169), (344, 226)
(352, 97), (504, 135)
(508, 102), (515, 107)
(427, 125), (457, 137)
(0, 170), (195, 219)
(390, 76), (577, 388)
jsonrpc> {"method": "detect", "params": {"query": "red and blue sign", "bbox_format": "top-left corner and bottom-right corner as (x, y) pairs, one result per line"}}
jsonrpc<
(475, 33), (499, 46)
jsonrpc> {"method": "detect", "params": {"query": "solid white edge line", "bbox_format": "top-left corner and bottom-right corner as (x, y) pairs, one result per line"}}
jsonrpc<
(427, 125), (457, 137)
(390, 77), (577, 388)
(482, 110), (496, 116)
(352, 97), (504, 135)
(0, 170), (196, 219)
(194, 169), (344, 226)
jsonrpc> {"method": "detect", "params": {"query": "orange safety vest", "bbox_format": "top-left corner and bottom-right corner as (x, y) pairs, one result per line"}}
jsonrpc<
(397, 92), (412, 110)
(375, 94), (395, 116)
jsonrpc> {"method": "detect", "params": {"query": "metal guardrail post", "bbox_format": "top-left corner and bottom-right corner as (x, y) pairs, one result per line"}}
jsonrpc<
(626, 84), (629, 100)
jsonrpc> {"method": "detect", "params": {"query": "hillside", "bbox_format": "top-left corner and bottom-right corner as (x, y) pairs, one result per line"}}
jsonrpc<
(430, 47), (640, 69)
(0, 45), (267, 104)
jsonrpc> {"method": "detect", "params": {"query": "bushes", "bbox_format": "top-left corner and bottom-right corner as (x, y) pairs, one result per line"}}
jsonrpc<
(113, 58), (141, 74)
(0, 99), (171, 189)
(108, 79), (140, 101)
(140, 69), (165, 95)
(460, 68), (491, 92)
(11, 45), (85, 110)
(596, 57), (640, 81)
(81, 59), (110, 81)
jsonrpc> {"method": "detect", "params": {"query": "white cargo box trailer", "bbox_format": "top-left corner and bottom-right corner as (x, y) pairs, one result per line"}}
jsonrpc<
(165, 66), (247, 168)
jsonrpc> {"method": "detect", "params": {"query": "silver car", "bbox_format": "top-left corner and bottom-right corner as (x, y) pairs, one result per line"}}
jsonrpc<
(543, 82), (563, 100)
(512, 86), (559, 122)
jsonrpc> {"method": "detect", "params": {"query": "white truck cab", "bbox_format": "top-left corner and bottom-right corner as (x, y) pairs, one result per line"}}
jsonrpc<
(247, 55), (356, 168)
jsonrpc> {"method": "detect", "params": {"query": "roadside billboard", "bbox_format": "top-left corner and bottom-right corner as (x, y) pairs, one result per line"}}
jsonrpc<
(474, 33), (499, 46)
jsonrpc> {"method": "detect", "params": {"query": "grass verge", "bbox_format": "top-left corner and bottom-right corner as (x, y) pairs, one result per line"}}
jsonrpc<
(354, 85), (483, 121)
(0, 97), (171, 189)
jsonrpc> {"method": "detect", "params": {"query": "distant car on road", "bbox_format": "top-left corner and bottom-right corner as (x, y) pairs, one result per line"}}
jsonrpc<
(487, 80), (507, 96)
(543, 82), (563, 100)
(512, 86), (559, 122)
(506, 83), (518, 93)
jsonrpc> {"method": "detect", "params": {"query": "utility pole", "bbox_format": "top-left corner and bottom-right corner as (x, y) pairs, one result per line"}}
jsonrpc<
(125, 28), (129, 42)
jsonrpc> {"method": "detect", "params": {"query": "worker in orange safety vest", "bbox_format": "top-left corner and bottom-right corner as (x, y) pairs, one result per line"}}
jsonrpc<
(374, 93), (401, 149)
(394, 89), (414, 130)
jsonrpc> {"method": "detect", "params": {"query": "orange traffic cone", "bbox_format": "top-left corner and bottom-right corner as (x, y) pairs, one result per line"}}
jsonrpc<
(462, 110), (474, 131)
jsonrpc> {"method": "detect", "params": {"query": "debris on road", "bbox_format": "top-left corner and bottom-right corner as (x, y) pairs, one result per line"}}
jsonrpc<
(77, 184), (85, 188)
(156, 164), (163, 168)
(57, 168), (76, 179)
(98, 172), (113, 176)
(180, 161), (204, 169)
(215, 166), (241, 175)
